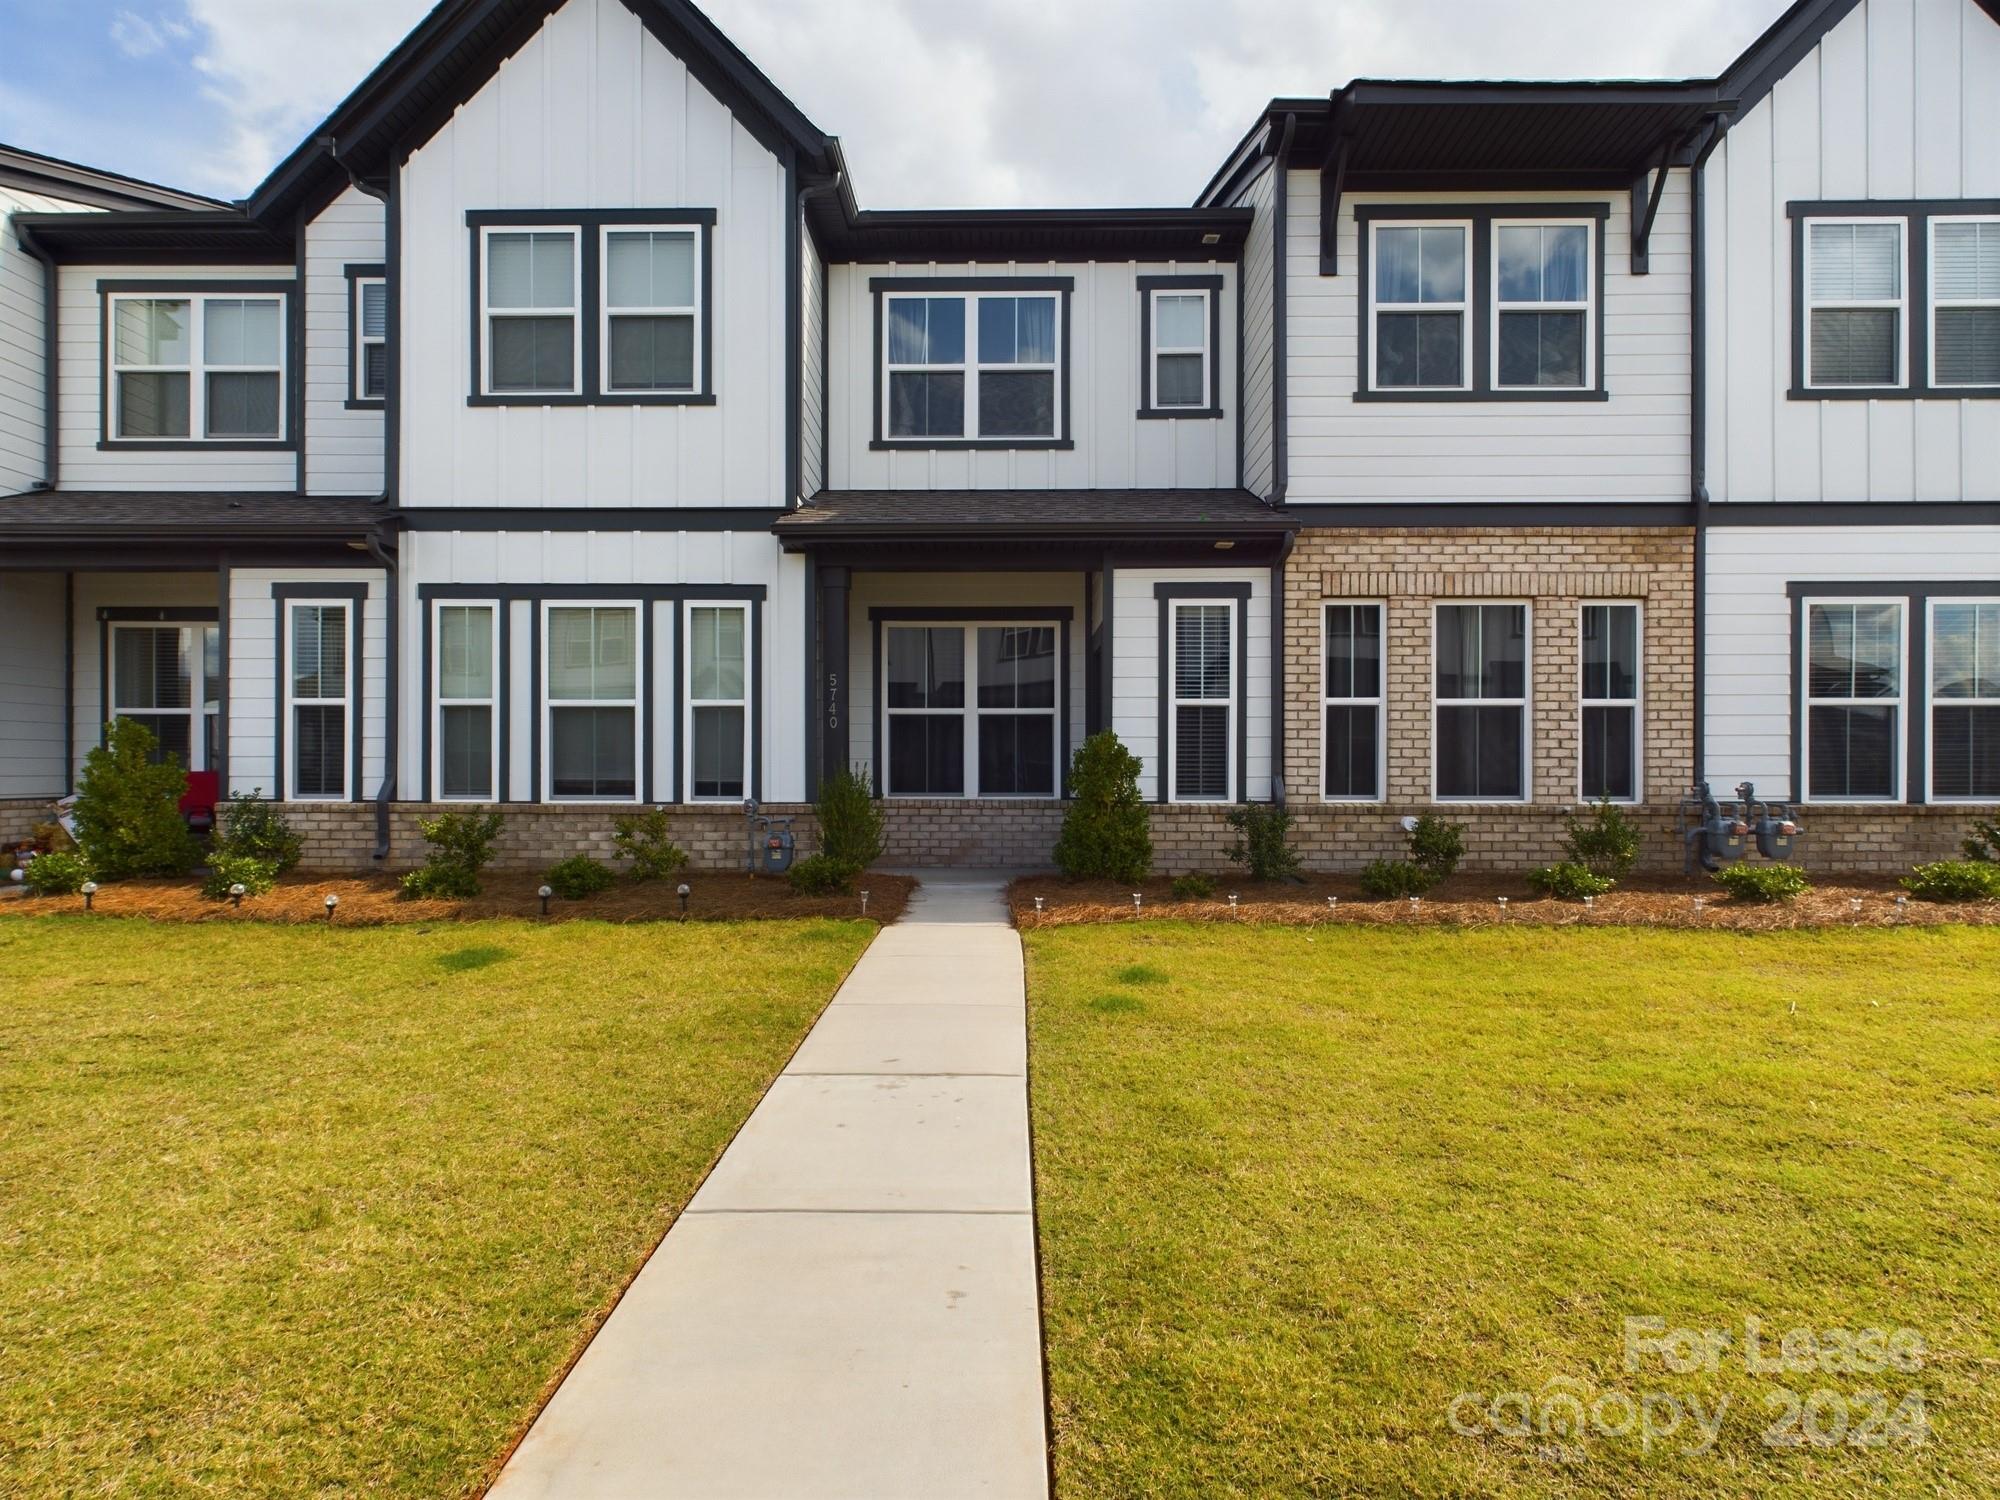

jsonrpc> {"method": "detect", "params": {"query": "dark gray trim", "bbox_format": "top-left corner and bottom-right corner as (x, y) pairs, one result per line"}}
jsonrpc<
(1287, 501), (1695, 527)
(784, 149), (801, 505)
(1318, 135), (1350, 277)
(1100, 553), (1115, 752)
(1690, 125), (1713, 783)
(1709, 502), (2000, 526)
(1628, 146), (1673, 275)
(815, 564), (849, 790)
(269, 583), (368, 803)
(1352, 201), (1612, 404)
(417, 583), (768, 602)
(383, 151), (401, 505)
(1271, 113), (1294, 504)
(465, 209), (718, 408)
(215, 554), (230, 794)
(22, 224), (60, 488)
(866, 276), (1076, 450)
(343, 261), (387, 408)
(62, 573), (75, 794)
(498, 603), (512, 802)
(1135, 274), (1225, 418)
(394, 506), (789, 531)
(292, 213), (309, 495)
(1271, 532), (1293, 799)
(94, 276), (301, 452)
(803, 560), (819, 799)
(1153, 581), (1253, 805)
(1784, 580), (2000, 598)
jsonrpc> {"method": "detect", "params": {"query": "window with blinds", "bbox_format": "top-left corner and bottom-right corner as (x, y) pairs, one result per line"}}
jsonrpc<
(353, 276), (387, 401)
(1170, 602), (1235, 802)
(1930, 599), (2000, 801)
(481, 229), (579, 395)
(544, 605), (638, 800)
(288, 603), (350, 800)
(1932, 219), (2000, 389)
(434, 603), (496, 801)
(1805, 601), (1902, 802)
(1805, 220), (1904, 388)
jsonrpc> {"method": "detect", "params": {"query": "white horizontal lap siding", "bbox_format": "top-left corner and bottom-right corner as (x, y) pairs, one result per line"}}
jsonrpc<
(800, 219), (825, 498)
(824, 259), (1237, 491)
(1706, 0), (2000, 504)
(228, 567), (388, 801)
(1111, 566), (1272, 803)
(3, 186), (100, 492)
(0, 573), (67, 795)
(57, 263), (298, 492)
(398, 0), (786, 509)
(398, 529), (800, 801)
(1703, 524), (2000, 793)
(1235, 162), (1278, 499)
(1285, 173), (1692, 504)
(304, 186), (385, 495)
(69, 571), (222, 781)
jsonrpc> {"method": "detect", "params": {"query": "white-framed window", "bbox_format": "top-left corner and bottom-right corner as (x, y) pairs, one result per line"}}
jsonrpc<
(881, 622), (1059, 798)
(1493, 220), (1593, 389)
(1803, 599), (1904, 803)
(1434, 603), (1529, 802)
(433, 602), (498, 802)
(1927, 598), (2000, 802)
(1321, 603), (1383, 801)
(1149, 287), (1211, 410)
(109, 622), (219, 770)
(1168, 600), (1236, 803)
(882, 290), (1061, 440)
(1369, 221), (1470, 391)
(1580, 603), (1642, 803)
(108, 291), (285, 441)
(686, 603), (750, 802)
(543, 603), (639, 801)
(352, 276), (387, 402)
(285, 601), (352, 802)
(1929, 216), (2000, 389)
(480, 227), (581, 396)
(600, 225), (700, 394)
(1803, 219), (1905, 389)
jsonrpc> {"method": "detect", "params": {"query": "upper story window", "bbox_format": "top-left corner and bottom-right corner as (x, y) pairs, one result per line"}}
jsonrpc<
(1372, 223), (1468, 390)
(348, 268), (387, 404)
(105, 286), (287, 445)
(1138, 274), (1223, 417)
(1494, 222), (1593, 389)
(1931, 218), (2000, 389)
(870, 276), (1073, 449)
(1804, 220), (1905, 388)
(468, 210), (715, 407)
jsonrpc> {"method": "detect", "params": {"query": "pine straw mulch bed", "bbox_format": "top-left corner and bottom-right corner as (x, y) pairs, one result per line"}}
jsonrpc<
(1009, 870), (2000, 932)
(1, 870), (912, 927)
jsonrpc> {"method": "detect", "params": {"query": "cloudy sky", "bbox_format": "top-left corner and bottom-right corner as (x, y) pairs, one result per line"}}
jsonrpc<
(0, 0), (1778, 207)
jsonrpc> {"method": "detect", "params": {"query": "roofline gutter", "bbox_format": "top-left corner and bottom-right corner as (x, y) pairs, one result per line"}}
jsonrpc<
(15, 222), (58, 491)
(1689, 116), (1724, 789)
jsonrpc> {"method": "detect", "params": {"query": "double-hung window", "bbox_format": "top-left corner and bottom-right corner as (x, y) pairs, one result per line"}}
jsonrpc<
(1435, 603), (1529, 801)
(879, 282), (1066, 443)
(1580, 604), (1641, 803)
(1928, 599), (2000, 802)
(481, 229), (580, 396)
(1804, 600), (1903, 802)
(602, 227), (699, 393)
(1168, 602), (1236, 802)
(882, 622), (1058, 798)
(1494, 222), (1592, 389)
(1139, 276), (1220, 414)
(1803, 220), (1905, 389)
(544, 605), (638, 801)
(1930, 218), (2000, 389)
(286, 602), (351, 801)
(434, 603), (497, 801)
(1322, 604), (1383, 801)
(351, 274), (387, 402)
(110, 623), (218, 770)
(884, 626), (967, 795)
(108, 290), (285, 441)
(687, 604), (749, 801)
(975, 626), (1058, 796)
(1371, 223), (1469, 390)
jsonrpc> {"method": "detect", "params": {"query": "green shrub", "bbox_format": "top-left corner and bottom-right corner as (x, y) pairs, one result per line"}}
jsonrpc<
(1965, 818), (2000, 863)
(71, 719), (201, 879)
(815, 768), (884, 870)
(201, 854), (278, 901)
(399, 810), (503, 900)
(1903, 860), (2000, 903)
(1561, 800), (1642, 880)
(1171, 872), (1216, 901)
(1358, 858), (1432, 899)
(1529, 861), (1617, 900)
(1224, 804), (1302, 882)
(22, 849), (92, 895)
(1713, 862), (1810, 903)
(610, 808), (689, 882)
(1053, 732), (1152, 883)
(546, 854), (615, 900)
(787, 852), (860, 896)
(1408, 813), (1466, 885)
(217, 792), (304, 874)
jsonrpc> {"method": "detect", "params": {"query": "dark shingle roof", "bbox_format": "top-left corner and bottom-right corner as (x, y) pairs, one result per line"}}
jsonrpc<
(0, 491), (391, 539)
(775, 489), (1293, 540)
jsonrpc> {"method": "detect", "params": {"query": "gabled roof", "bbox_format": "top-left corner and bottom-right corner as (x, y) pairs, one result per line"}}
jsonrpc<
(0, 142), (222, 212)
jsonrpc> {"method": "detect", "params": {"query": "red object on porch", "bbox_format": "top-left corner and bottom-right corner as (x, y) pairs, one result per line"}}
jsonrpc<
(179, 771), (220, 833)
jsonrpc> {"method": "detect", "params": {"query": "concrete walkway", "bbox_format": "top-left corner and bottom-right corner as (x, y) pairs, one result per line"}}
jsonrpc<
(487, 872), (1048, 1500)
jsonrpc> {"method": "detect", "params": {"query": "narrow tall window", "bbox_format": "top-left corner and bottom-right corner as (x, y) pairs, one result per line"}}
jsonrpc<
(1494, 222), (1590, 388)
(602, 228), (698, 393)
(111, 298), (190, 438)
(483, 229), (579, 395)
(111, 624), (216, 769)
(1169, 602), (1235, 802)
(975, 625), (1058, 796)
(353, 276), (387, 401)
(687, 605), (749, 801)
(975, 295), (1058, 437)
(1322, 604), (1382, 801)
(1929, 599), (2000, 801)
(1435, 604), (1528, 801)
(885, 297), (967, 439)
(288, 603), (350, 801)
(1805, 601), (1902, 801)
(1580, 604), (1641, 802)
(1930, 219), (2000, 389)
(885, 626), (967, 795)
(435, 603), (496, 801)
(1805, 221), (1904, 388)
(545, 605), (637, 800)
(1150, 290), (1210, 409)
(1372, 223), (1468, 390)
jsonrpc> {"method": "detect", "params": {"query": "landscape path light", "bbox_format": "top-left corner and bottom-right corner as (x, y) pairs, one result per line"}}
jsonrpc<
(538, 884), (553, 917)
(81, 880), (98, 912)
(860, 889), (870, 916)
(677, 882), (691, 921)
(229, 882), (246, 909)
(324, 893), (339, 922)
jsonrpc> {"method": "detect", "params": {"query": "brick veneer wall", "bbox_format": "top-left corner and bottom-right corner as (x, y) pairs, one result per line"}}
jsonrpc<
(0, 800), (47, 849)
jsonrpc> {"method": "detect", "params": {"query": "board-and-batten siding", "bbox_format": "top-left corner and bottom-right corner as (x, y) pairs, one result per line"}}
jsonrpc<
(0, 572), (66, 795)
(3, 185), (98, 493)
(304, 186), (385, 496)
(1705, 0), (2000, 504)
(56, 263), (297, 492)
(1233, 160), (1277, 498)
(397, 0), (787, 509)
(823, 260), (1238, 491)
(1283, 174), (1693, 503)
(800, 218), (826, 498)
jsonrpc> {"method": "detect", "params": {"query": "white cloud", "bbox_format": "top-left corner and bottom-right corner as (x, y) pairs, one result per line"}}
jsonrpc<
(108, 8), (191, 59)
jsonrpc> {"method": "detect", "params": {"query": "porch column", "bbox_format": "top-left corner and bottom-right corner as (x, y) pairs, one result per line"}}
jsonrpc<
(817, 564), (850, 786)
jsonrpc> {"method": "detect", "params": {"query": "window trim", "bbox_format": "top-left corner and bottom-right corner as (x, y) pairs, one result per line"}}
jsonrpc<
(868, 276), (1075, 450)
(1925, 595), (2000, 805)
(1490, 217), (1598, 392)
(1927, 214), (2000, 393)
(98, 278), (295, 450)
(345, 264), (387, 408)
(1800, 215), (1909, 392)
(1798, 595), (1908, 806)
(1353, 203), (1610, 404)
(1578, 601), (1643, 806)
(1432, 600), (1533, 805)
(465, 209), (717, 408)
(430, 599), (500, 803)
(1154, 583), (1250, 806)
(276, 591), (363, 804)
(1137, 274), (1225, 418)
(1319, 601), (1386, 804)
(684, 600), (755, 804)
(598, 223), (705, 398)
(540, 600), (645, 806)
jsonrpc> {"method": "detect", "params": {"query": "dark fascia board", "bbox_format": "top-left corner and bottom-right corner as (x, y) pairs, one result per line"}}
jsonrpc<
(1718, 0), (1866, 122)
(816, 206), (1254, 263)
(0, 145), (223, 212)
(1338, 78), (1733, 107)
(11, 210), (293, 264)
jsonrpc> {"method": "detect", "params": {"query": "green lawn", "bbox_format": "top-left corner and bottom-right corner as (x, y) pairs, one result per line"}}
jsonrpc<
(1027, 925), (2000, 1499)
(0, 915), (872, 1498)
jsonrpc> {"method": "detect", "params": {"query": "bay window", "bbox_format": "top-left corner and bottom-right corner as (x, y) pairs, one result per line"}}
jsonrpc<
(1321, 604), (1383, 801)
(1435, 603), (1528, 801)
(875, 277), (1070, 446)
(1929, 599), (2000, 802)
(107, 288), (285, 442)
(1580, 604), (1641, 803)
(1804, 600), (1903, 802)
(687, 604), (749, 801)
(544, 604), (638, 801)
(434, 602), (497, 801)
